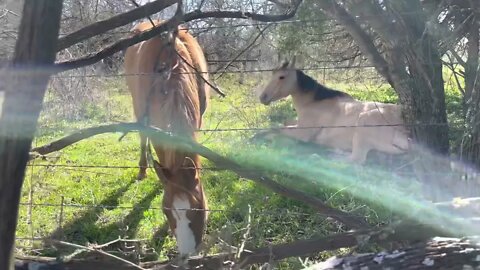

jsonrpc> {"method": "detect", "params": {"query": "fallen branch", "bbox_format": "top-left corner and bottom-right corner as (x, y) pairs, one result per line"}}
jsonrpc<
(50, 240), (147, 270)
(30, 122), (367, 229)
(15, 220), (478, 270)
(311, 237), (480, 270)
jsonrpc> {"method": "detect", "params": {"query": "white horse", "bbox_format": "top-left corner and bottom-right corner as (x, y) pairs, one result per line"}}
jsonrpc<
(258, 60), (410, 164)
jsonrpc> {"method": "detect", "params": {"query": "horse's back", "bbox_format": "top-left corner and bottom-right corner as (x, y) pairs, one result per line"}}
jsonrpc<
(124, 25), (164, 119)
(308, 99), (407, 153)
(125, 20), (209, 121)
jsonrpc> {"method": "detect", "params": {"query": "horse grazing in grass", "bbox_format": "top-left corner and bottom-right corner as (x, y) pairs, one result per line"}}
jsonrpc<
(259, 60), (409, 164)
(124, 20), (209, 256)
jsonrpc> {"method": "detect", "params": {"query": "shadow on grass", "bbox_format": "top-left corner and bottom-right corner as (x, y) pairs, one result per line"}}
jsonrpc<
(46, 179), (136, 246)
(94, 181), (162, 241)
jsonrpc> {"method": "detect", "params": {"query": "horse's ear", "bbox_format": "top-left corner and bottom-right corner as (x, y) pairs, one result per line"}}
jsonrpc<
(183, 157), (197, 170)
(153, 160), (170, 184)
(183, 157), (199, 179)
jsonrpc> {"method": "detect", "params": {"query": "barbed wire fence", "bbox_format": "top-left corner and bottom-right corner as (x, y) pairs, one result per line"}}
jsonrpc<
(15, 56), (471, 251)
(9, 13), (478, 267)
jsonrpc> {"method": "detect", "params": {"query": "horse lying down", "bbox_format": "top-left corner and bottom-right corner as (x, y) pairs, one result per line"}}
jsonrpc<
(257, 60), (410, 164)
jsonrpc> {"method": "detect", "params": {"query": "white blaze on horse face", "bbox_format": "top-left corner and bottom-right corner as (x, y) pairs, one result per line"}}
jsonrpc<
(172, 195), (196, 255)
(260, 69), (297, 105)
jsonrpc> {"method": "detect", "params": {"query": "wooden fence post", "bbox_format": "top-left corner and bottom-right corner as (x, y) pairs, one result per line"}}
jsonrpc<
(0, 1), (63, 269)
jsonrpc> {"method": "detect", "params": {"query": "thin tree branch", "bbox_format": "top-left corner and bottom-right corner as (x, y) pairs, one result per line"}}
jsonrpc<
(57, 0), (179, 51)
(55, 16), (181, 72)
(48, 240), (147, 270)
(267, 0), (290, 9)
(127, 0), (157, 30)
(444, 53), (465, 95)
(348, 0), (403, 48)
(54, 1), (303, 73)
(316, 1), (393, 85)
(214, 25), (272, 80)
(449, 48), (467, 68)
(182, 1), (302, 23)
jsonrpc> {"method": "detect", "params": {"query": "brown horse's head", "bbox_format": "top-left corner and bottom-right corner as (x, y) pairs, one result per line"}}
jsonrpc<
(259, 58), (298, 105)
(159, 157), (207, 256)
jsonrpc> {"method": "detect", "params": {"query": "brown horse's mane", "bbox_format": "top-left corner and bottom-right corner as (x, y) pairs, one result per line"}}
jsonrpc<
(152, 33), (201, 171)
(129, 20), (203, 171)
(295, 70), (354, 101)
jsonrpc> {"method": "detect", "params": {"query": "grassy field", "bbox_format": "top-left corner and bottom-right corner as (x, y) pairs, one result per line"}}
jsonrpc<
(15, 73), (464, 268)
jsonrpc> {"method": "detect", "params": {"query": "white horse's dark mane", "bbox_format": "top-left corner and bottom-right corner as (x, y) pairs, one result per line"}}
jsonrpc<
(296, 70), (353, 101)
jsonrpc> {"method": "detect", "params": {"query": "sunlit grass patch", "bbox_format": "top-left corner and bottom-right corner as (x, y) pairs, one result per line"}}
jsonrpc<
(15, 73), (467, 268)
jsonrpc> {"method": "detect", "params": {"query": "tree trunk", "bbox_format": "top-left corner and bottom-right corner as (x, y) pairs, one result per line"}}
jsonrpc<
(461, 62), (480, 168)
(388, 0), (449, 155)
(464, 3), (479, 103)
(391, 49), (449, 156)
(460, 13), (480, 168)
(0, 1), (63, 269)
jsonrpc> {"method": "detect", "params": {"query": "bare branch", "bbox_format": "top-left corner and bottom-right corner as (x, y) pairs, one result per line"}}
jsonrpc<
(266, 0), (290, 9)
(57, 0), (179, 51)
(54, 1), (304, 73)
(316, 1), (393, 85)
(127, 0), (158, 30)
(48, 240), (147, 270)
(214, 25), (272, 80)
(445, 53), (465, 95)
(348, 0), (400, 47)
(449, 48), (467, 68)
(55, 17), (181, 72)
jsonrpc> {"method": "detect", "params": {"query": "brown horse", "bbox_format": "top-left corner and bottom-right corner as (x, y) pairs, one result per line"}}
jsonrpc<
(124, 20), (209, 256)
(259, 59), (410, 164)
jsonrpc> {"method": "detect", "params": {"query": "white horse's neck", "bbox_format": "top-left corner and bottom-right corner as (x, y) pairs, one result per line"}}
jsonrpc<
(291, 90), (314, 109)
(290, 91), (328, 124)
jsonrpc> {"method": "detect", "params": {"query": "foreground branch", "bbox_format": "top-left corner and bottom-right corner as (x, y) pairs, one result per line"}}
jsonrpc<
(30, 122), (367, 229)
(55, 18), (181, 72)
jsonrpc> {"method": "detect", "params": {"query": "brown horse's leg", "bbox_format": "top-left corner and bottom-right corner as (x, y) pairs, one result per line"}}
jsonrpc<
(137, 134), (148, 180)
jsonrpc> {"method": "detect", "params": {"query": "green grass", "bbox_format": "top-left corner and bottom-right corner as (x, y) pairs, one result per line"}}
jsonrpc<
(15, 73), (465, 268)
